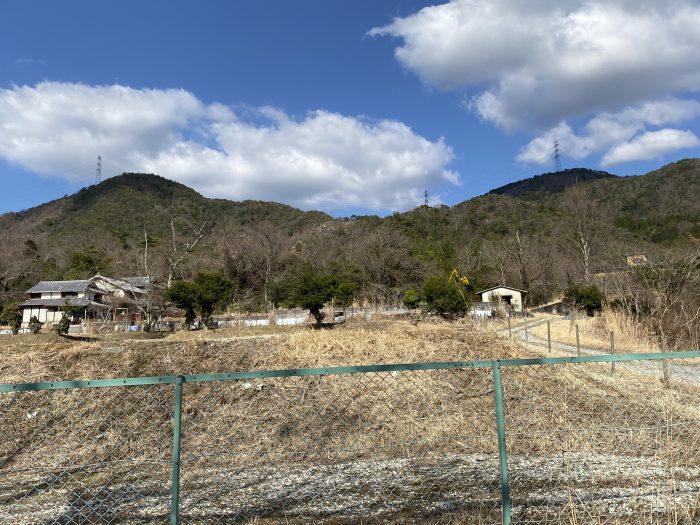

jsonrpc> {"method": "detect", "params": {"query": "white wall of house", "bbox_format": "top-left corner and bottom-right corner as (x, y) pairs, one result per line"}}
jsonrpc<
(22, 306), (63, 325)
(481, 287), (524, 312)
(36, 291), (92, 299)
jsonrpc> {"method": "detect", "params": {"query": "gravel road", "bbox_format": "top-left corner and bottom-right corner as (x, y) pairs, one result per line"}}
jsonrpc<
(2, 452), (698, 524)
(505, 316), (700, 385)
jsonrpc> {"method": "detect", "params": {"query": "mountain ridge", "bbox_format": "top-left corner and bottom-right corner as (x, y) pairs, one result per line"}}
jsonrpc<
(0, 159), (698, 302)
(488, 167), (618, 198)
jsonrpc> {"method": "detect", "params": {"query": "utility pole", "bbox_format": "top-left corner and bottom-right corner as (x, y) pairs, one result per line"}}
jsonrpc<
(96, 155), (102, 184)
(553, 140), (561, 171)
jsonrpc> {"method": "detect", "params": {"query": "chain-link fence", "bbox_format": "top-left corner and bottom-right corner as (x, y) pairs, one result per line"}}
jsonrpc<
(0, 381), (174, 524)
(178, 368), (500, 524)
(1, 351), (700, 524)
(503, 356), (700, 524)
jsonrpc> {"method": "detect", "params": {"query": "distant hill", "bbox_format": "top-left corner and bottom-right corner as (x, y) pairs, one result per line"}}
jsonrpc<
(393, 159), (700, 245)
(489, 168), (617, 198)
(1, 172), (331, 247)
(0, 160), (698, 304)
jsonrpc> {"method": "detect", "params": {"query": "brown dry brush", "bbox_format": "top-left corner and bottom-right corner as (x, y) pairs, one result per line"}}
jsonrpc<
(601, 249), (700, 351)
(2, 322), (700, 523)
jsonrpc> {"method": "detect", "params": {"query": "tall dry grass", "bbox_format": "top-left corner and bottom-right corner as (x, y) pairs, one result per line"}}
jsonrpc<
(530, 308), (659, 353)
(0, 320), (522, 385)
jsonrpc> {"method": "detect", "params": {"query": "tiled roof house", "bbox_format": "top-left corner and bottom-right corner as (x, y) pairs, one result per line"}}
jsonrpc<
(21, 275), (150, 328)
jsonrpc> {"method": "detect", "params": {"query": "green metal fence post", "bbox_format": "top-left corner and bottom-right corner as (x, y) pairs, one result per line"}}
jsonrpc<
(171, 376), (184, 525)
(492, 363), (512, 525)
(610, 331), (616, 374)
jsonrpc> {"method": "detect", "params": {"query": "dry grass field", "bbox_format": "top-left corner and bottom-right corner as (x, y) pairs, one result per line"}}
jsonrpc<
(1, 318), (700, 524)
(0, 319), (522, 385)
(528, 309), (660, 354)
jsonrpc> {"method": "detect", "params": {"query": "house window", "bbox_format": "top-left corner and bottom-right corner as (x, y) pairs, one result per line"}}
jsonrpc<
(62, 292), (78, 298)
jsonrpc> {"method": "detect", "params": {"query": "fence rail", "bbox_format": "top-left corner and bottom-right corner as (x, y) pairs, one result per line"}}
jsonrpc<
(2, 350), (700, 524)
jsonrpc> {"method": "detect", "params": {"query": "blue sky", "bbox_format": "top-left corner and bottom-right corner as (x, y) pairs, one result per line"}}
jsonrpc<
(1, 0), (700, 216)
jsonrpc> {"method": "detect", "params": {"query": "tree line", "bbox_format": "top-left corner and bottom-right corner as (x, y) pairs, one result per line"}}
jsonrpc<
(0, 171), (698, 346)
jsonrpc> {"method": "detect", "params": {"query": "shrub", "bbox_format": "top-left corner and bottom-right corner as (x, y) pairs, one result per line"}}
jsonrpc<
(55, 313), (70, 335)
(402, 288), (420, 310)
(0, 302), (21, 333)
(167, 273), (235, 329)
(422, 271), (472, 318)
(289, 269), (357, 326)
(28, 316), (43, 334)
(563, 283), (605, 316)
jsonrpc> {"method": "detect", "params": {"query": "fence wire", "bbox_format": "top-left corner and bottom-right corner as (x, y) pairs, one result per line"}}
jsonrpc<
(502, 358), (700, 524)
(0, 384), (174, 524)
(179, 368), (501, 524)
(1, 353), (700, 524)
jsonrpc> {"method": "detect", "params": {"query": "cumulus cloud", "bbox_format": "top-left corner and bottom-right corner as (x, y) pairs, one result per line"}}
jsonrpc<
(0, 82), (458, 212)
(601, 129), (700, 166)
(0, 82), (204, 178)
(371, 0), (700, 131)
(517, 98), (700, 164)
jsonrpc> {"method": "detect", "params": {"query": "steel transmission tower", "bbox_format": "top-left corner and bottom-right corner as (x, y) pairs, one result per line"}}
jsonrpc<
(96, 155), (102, 184)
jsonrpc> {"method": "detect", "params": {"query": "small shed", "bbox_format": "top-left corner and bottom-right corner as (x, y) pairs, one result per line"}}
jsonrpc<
(478, 286), (527, 313)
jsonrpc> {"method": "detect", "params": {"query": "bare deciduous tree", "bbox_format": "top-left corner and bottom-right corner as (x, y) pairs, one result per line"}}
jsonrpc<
(504, 230), (554, 307)
(561, 182), (604, 283)
(0, 230), (25, 291)
(167, 219), (208, 288)
(353, 225), (418, 303)
(604, 249), (700, 349)
(221, 220), (291, 308)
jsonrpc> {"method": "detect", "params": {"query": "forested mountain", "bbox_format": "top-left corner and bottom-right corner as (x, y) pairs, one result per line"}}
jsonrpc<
(489, 167), (616, 198)
(1, 159), (698, 309)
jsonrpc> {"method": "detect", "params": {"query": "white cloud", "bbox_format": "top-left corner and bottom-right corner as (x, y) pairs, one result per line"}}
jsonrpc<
(601, 128), (700, 165)
(0, 82), (204, 178)
(371, 0), (700, 131)
(0, 82), (458, 212)
(517, 98), (700, 164)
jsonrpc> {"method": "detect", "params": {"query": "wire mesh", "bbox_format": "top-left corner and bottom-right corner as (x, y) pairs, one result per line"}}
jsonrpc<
(178, 368), (501, 524)
(2, 353), (699, 524)
(0, 384), (174, 524)
(501, 357), (700, 524)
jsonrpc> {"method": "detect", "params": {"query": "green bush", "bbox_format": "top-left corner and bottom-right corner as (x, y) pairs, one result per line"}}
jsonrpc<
(55, 313), (70, 335)
(402, 288), (420, 310)
(167, 272), (235, 328)
(28, 316), (43, 334)
(422, 274), (471, 318)
(288, 269), (357, 326)
(0, 302), (21, 333)
(563, 284), (604, 315)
